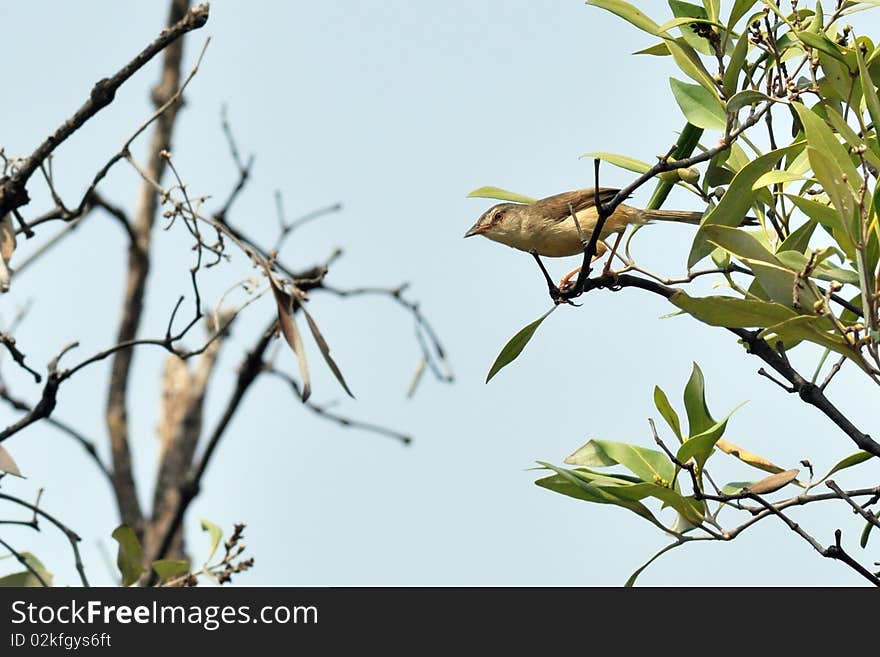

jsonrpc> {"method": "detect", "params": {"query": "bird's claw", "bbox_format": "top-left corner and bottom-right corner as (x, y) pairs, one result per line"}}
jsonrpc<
(551, 284), (580, 306)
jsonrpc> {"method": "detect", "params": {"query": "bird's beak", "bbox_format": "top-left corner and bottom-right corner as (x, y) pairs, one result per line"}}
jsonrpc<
(463, 221), (487, 238)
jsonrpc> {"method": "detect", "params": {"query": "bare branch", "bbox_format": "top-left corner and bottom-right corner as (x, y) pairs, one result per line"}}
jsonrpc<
(0, 492), (89, 586)
(0, 3), (210, 219)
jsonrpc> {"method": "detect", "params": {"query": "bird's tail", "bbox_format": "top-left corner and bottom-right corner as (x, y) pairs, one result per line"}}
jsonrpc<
(640, 209), (705, 225)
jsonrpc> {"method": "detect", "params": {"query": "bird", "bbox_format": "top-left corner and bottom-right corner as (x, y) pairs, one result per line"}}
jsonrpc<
(463, 187), (705, 290)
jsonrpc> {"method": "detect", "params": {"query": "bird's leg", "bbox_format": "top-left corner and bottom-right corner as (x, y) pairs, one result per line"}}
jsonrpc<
(559, 240), (608, 291)
(529, 250), (561, 301)
(601, 231), (625, 280)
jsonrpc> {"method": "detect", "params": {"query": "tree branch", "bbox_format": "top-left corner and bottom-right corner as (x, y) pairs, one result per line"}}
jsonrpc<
(0, 3), (209, 219)
(105, 0), (199, 535)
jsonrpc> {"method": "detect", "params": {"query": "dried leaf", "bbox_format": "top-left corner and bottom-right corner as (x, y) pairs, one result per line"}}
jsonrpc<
(260, 259), (311, 402)
(0, 445), (23, 477)
(743, 469), (799, 496)
(0, 214), (14, 293)
(273, 287), (310, 402)
(298, 303), (355, 398)
(0, 214), (16, 262)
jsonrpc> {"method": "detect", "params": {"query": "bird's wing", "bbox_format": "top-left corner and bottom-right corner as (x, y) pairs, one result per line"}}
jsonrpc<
(543, 188), (623, 222)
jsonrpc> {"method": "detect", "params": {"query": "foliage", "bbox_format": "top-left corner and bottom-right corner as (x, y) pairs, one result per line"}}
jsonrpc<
(479, 1), (880, 584)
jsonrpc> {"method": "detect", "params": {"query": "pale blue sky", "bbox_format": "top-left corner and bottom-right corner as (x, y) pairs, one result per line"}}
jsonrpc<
(1, 2), (877, 585)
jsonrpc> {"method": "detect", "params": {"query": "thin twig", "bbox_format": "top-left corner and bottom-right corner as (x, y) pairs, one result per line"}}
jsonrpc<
(265, 367), (412, 445)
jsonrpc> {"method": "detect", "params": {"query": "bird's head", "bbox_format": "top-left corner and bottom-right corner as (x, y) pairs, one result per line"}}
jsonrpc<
(463, 202), (521, 240)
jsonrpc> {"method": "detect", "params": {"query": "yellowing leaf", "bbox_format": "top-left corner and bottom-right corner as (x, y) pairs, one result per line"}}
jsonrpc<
(466, 187), (536, 204)
(715, 438), (786, 475)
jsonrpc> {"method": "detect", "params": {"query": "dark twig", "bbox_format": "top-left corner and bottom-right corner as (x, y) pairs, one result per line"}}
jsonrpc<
(562, 270), (880, 457)
(0, 536), (49, 587)
(820, 355), (847, 391)
(265, 367), (413, 445)
(822, 528), (880, 586)
(0, 4), (210, 219)
(0, 385), (112, 483)
(322, 284), (454, 385)
(0, 492), (89, 586)
(560, 106), (770, 302)
(757, 367), (796, 392)
(826, 480), (880, 532)
(0, 334), (41, 383)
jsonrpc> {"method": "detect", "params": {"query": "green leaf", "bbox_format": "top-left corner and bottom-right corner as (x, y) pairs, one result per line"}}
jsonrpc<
(727, 89), (772, 114)
(676, 401), (746, 470)
(721, 481), (753, 495)
(0, 553), (52, 587)
(589, 439), (676, 485)
(535, 472), (608, 503)
(777, 218), (818, 254)
(683, 362), (714, 436)
(818, 451), (873, 482)
(665, 1), (714, 55)
(747, 260), (821, 310)
(794, 103), (861, 193)
(585, 0), (660, 35)
(702, 0), (720, 22)
(857, 44), (880, 149)
(796, 31), (850, 66)
(152, 559), (191, 581)
(752, 169), (808, 190)
(689, 143), (801, 267)
(653, 386), (683, 441)
(670, 291), (799, 328)
(200, 518), (224, 563)
(670, 78), (727, 129)
(564, 439), (618, 467)
(823, 105), (880, 172)
(625, 542), (683, 587)
(759, 315), (867, 370)
(860, 520), (874, 548)
(583, 151), (651, 174)
(557, 466), (643, 486)
(723, 29), (750, 97)
(666, 38), (720, 97)
(535, 464), (660, 525)
(466, 186), (537, 204)
(111, 525), (144, 587)
(776, 250), (861, 286)
(596, 481), (705, 524)
(726, 1), (758, 30)
(808, 147), (856, 244)
(486, 307), (556, 382)
(703, 225), (821, 309)
(647, 122), (703, 210)
(786, 194), (856, 259)
(704, 225), (777, 264)
(634, 42), (670, 56)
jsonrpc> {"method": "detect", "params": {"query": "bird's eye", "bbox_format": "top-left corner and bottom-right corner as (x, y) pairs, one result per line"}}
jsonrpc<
(495, 211), (504, 222)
